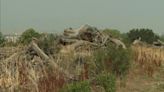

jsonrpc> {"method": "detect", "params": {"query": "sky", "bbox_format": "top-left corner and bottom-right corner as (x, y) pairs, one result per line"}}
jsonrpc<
(0, 0), (164, 34)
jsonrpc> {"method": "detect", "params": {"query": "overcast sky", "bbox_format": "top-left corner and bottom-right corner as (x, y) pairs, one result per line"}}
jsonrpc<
(0, 0), (164, 34)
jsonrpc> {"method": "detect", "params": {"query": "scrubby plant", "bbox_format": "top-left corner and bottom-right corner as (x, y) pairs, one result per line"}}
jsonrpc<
(60, 81), (91, 92)
(121, 33), (131, 47)
(106, 44), (132, 76)
(0, 32), (5, 46)
(102, 29), (121, 38)
(94, 43), (132, 77)
(94, 48), (107, 73)
(160, 34), (164, 41)
(38, 33), (59, 55)
(96, 73), (116, 92)
(19, 28), (41, 44)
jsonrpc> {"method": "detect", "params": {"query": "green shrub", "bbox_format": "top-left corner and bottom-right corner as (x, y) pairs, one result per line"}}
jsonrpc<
(19, 28), (41, 44)
(94, 48), (107, 73)
(107, 45), (131, 76)
(96, 73), (116, 92)
(102, 29), (121, 38)
(0, 32), (5, 46)
(60, 81), (91, 92)
(94, 43), (132, 77)
(38, 33), (59, 55)
(121, 33), (131, 47)
(160, 34), (164, 42)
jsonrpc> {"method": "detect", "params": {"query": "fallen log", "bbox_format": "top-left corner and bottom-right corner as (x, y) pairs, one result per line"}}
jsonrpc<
(63, 25), (99, 42)
(62, 25), (127, 49)
(72, 40), (98, 50)
(59, 38), (79, 45)
(31, 41), (49, 60)
(64, 28), (79, 37)
(30, 41), (74, 80)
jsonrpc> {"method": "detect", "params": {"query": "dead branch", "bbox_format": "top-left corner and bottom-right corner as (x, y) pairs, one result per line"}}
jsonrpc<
(31, 41), (49, 60)
(61, 25), (127, 50)
(63, 25), (99, 42)
(30, 41), (74, 80)
(59, 38), (79, 45)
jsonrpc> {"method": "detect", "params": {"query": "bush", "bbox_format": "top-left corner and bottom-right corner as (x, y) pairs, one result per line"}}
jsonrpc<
(120, 33), (131, 47)
(19, 28), (41, 44)
(102, 29), (121, 38)
(96, 73), (116, 92)
(0, 32), (5, 46)
(160, 34), (164, 42)
(106, 45), (131, 76)
(94, 48), (107, 73)
(94, 43), (132, 77)
(38, 33), (59, 55)
(60, 81), (91, 92)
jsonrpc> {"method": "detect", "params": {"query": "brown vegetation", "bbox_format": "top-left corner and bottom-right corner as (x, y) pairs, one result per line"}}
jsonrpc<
(133, 45), (164, 76)
(0, 25), (164, 92)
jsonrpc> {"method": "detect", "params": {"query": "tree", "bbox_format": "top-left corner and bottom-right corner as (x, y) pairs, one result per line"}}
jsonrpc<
(20, 28), (41, 44)
(0, 32), (5, 46)
(127, 28), (159, 44)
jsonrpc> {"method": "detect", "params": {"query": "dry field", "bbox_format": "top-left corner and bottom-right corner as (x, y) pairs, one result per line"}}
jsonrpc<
(133, 45), (164, 76)
(117, 45), (164, 92)
(0, 43), (93, 92)
(0, 44), (164, 92)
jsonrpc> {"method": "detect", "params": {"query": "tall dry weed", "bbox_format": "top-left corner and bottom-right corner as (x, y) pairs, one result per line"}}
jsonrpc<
(0, 51), (66, 92)
(133, 45), (164, 76)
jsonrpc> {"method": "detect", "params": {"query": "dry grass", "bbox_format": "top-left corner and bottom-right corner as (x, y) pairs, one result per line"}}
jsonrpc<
(0, 49), (66, 92)
(117, 45), (164, 92)
(0, 44), (163, 92)
(0, 45), (93, 92)
(132, 45), (164, 76)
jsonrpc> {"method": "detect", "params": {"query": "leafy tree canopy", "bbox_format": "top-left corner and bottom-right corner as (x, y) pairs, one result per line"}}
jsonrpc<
(20, 28), (41, 44)
(127, 28), (159, 44)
